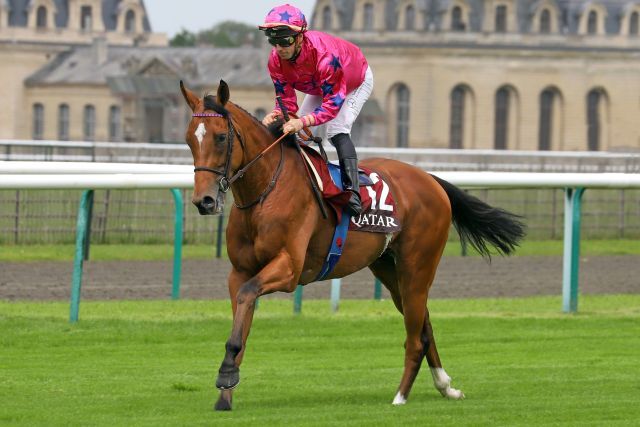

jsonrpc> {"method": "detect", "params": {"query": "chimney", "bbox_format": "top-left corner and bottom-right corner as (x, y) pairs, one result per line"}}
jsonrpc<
(92, 36), (108, 65)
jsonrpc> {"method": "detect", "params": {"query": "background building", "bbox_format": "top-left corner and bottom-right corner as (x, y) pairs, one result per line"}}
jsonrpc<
(3, 0), (640, 150)
(310, 0), (640, 150)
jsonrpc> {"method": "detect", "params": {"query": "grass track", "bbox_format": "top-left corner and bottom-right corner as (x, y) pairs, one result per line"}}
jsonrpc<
(1, 296), (640, 426)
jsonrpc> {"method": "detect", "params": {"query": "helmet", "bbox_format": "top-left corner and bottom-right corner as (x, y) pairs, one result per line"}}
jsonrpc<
(258, 4), (308, 38)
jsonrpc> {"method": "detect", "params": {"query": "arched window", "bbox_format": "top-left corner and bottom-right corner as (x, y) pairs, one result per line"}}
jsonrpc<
(33, 103), (44, 140)
(322, 5), (332, 31)
(81, 6), (92, 31)
(540, 9), (551, 34)
(495, 5), (507, 33)
(109, 106), (121, 141)
(450, 86), (466, 149)
(84, 105), (96, 141)
(363, 3), (374, 31)
(538, 90), (554, 150)
(630, 11), (639, 35)
(254, 108), (267, 121)
(58, 104), (69, 141)
(125, 10), (136, 33)
(494, 88), (510, 149)
(452, 6), (465, 31)
(587, 10), (597, 34)
(36, 6), (47, 28)
(587, 90), (601, 151)
(405, 5), (415, 30)
(396, 84), (410, 147)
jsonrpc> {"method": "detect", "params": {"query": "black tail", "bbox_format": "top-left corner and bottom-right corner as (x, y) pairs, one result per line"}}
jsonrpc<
(431, 174), (526, 259)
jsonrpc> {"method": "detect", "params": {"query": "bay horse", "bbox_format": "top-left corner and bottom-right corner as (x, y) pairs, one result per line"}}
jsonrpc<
(180, 80), (525, 411)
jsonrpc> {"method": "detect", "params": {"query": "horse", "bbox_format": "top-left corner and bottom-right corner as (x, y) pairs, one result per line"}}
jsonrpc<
(180, 80), (525, 411)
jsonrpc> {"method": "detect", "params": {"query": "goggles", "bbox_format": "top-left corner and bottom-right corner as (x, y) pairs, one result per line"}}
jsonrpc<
(268, 35), (296, 47)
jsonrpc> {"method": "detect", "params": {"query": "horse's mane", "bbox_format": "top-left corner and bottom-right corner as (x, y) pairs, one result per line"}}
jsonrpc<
(203, 95), (229, 117)
(267, 119), (296, 145)
(203, 94), (296, 145)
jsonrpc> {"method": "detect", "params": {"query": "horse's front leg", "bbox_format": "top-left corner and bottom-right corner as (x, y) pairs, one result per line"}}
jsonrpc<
(214, 251), (298, 411)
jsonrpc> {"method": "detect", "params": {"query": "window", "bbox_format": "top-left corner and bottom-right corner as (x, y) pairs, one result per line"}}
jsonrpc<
(587, 90), (601, 151)
(84, 105), (96, 141)
(125, 10), (136, 33)
(36, 6), (47, 28)
(109, 106), (121, 141)
(540, 9), (551, 34)
(322, 5), (332, 31)
(58, 104), (69, 141)
(538, 90), (554, 150)
(396, 84), (410, 147)
(405, 5), (415, 31)
(81, 6), (92, 31)
(451, 6), (465, 31)
(450, 86), (466, 149)
(495, 5), (507, 33)
(630, 11), (639, 36)
(254, 108), (266, 121)
(494, 88), (510, 149)
(33, 103), (44, 140)
(587, 11), (597, 34)
(363, 3), (374, 31)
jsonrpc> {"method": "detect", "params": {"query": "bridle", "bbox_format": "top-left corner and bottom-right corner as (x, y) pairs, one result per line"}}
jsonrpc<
(192, 112), (286, 210)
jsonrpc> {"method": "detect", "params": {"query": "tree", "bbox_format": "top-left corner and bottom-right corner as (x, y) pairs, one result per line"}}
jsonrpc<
(170, 21), (260, 48)
(170, 29), (197, 47)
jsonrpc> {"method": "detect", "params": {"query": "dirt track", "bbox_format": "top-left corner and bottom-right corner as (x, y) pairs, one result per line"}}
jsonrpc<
(1, 255), (638, 301)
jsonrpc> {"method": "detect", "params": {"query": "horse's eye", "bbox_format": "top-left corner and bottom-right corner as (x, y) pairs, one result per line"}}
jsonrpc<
(215, 134), (227, 144)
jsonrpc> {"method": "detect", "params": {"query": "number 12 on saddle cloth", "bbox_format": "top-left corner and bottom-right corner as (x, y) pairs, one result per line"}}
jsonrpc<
(300, 144), (402, 234)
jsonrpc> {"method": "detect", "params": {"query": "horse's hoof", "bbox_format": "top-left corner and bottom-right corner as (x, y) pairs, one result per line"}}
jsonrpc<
(216, 366), (240, 390)
(214, 394), (232, 411)
(440, 387), (465, 400)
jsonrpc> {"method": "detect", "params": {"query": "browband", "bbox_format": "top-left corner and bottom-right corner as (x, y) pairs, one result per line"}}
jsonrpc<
(192, 113), (224, 118)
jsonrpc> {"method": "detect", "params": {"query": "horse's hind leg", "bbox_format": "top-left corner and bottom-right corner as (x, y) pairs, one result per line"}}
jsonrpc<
(369, 252), (402, 313)
(423, 309), (465, 399)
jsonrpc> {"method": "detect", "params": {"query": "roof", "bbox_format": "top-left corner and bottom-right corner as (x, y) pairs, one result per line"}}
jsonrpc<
(311, 0), (640, 35)
(25, 44), (273, 90)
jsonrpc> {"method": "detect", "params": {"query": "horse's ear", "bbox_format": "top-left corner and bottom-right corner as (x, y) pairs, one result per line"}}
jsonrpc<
(180, 80), (199, 112)
(217, 80), (230, 106)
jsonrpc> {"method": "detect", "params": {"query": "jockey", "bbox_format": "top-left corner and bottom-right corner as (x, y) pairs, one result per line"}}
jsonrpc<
(259, 3), (374, 217)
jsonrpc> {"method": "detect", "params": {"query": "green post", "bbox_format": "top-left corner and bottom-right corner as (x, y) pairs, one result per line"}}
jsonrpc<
(216, 215), (224, 258)
(170, 189), (183, 300)
(562, 187), (585, 313)
(374, 278), (382, 300)
(83, 190), (94, 261)
(293, 285), (303, 314)
(70, 190), (93, 323)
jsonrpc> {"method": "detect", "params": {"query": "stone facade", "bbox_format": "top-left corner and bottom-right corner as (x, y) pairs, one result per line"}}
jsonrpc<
(310, 0), (640, 150)
(0, 0), (169, 141)
(4, 0), (640, 150)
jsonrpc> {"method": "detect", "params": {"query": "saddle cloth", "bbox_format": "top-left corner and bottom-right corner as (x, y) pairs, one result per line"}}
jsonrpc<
(299, 144), (402, 233)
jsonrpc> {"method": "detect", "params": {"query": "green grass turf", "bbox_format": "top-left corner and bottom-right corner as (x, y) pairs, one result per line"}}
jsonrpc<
(1, 296), (639, 425)
(1, 238), (639, 262)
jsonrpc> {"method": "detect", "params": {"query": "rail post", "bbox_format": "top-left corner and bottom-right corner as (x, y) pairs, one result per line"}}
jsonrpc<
(170, 189), (184, 300)
(562, 187), (585, 313)
(70, 190), (93, 323)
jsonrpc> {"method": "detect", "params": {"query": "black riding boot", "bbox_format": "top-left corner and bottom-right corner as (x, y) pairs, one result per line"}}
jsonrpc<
(330, 133), (362, 216)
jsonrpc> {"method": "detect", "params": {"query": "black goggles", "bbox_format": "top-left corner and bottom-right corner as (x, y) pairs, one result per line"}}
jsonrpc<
(268, 36), (296, 47)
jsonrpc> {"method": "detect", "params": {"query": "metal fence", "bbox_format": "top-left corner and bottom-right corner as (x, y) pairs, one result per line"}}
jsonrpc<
(1, 140), (639, 244)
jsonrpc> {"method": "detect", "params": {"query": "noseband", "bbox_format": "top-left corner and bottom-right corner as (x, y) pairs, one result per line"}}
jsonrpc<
(192, 112), (285, 209)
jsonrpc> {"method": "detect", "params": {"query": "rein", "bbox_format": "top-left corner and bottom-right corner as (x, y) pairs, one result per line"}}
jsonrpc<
(192, 112), (288, 210)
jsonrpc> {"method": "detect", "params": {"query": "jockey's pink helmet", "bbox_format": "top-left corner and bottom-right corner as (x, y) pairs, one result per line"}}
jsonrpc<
(258, 4), (308, 36)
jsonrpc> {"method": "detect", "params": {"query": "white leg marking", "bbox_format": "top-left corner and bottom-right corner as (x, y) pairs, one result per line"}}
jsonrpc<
(195, 123), (206, 146)
(430, 367), (465, 400)
(392, 391), (407, 405)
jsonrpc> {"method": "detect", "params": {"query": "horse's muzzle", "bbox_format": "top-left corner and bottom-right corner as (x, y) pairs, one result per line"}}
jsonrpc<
(193, 195), (224, 215)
